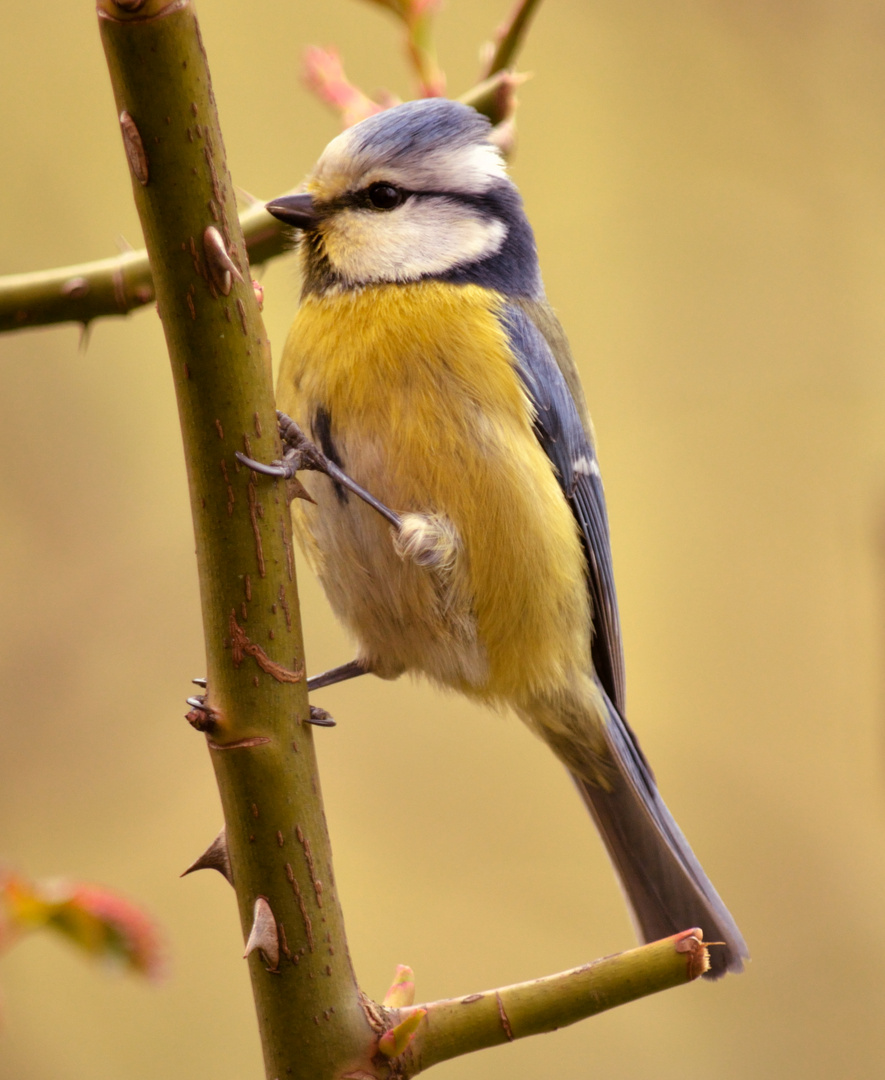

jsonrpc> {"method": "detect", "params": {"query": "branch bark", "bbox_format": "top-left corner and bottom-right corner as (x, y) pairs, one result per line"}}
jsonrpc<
(0, 199), (284, 334)
(397, 930), (709, 1076)
(97, 3), (373, 1077)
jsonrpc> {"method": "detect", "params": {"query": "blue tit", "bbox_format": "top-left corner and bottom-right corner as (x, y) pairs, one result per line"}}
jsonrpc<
(266, 98), (748, 978)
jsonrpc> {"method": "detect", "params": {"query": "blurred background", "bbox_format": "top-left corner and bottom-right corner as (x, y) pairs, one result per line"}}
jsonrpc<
(2, 0), (885, 1076)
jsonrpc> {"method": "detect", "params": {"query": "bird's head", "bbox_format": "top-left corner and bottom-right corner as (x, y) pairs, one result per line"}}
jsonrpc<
(267, 98), (541, 298)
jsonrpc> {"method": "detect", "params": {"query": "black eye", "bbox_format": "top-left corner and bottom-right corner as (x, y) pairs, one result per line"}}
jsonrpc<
(367, 182), (404, 210)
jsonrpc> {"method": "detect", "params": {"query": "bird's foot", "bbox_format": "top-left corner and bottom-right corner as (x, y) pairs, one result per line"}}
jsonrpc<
(186, 676), (338, 728)
(236, 411), (401, 527)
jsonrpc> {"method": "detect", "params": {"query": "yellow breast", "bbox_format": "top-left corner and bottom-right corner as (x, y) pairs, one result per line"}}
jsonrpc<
(277, 281), (591, 701)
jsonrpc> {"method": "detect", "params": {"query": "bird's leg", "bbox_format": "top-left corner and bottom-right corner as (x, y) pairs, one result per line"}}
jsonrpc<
(236, 411), (401, 529)
(307, 658), (371, 691)
(239, 413), (458, 575)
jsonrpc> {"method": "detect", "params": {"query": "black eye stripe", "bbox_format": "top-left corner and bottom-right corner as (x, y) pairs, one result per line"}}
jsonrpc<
(324, 186), (505, 217)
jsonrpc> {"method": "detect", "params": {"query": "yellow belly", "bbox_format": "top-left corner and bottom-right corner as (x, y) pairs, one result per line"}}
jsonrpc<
(277, 281), (592, 702)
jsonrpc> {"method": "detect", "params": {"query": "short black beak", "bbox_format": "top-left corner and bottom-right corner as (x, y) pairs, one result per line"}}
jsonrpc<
(265, 193), (317, 230)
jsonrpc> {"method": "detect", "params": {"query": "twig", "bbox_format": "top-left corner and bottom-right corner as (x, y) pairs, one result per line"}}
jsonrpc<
(0, 199), (284, 335)
(397, 931), (709, 1076)
(459, 70), (524, 129)
(362, 0), (445, 96)
(402, 1), (445, 97)
(482, 0), (545, 79)
(302, 46), (386, 127)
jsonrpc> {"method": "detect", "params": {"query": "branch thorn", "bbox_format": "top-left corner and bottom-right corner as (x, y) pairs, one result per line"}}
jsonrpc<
(78, 321), (92, 353)
(203, 225), (244, 297)
(243, 896), (280, 971)
(181, 826), (233, 885)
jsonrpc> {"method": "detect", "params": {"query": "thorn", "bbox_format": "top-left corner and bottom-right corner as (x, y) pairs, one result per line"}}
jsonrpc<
(307, 706), (336, 728)
(78, 321), (92, 353)
(377, 1009), (427, 1059)
(203, 225), (244, 297)
(116, 235), (135, 253)
(181, 827), (232, 884)
(286, 475), (316, 505)
(235, 185), (260, 206)
(252, 279), (264, 310)
(489, 116), (517, 158)
(243, 896), (280, 970)
(192, 677), (208, 688)
(383, 964), (415, 1008)
(61, 276), (90, 299)
(185, 696), (209, 709)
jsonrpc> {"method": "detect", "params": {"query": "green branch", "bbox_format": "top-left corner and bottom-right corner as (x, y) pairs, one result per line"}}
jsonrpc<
(0, 198), (284, 334)
(482, 0), (545, 79)
(97, 3), (372, 1077)
(396, 931), (709, 1076)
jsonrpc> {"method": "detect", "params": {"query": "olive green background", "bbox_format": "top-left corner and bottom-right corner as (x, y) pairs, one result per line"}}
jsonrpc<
(2, 1), (884, 1077)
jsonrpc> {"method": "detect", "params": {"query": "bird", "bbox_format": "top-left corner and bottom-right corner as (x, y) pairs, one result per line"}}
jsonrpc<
(263, 97), (748, 978)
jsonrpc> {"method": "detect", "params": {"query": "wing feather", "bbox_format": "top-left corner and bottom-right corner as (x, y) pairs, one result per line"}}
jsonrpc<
(500, 301), (748, 975)
(500, 301), (627, 717)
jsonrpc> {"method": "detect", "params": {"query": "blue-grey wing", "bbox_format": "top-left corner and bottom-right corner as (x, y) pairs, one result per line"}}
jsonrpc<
(499, 301), (627, 718)
(499, 305), (749, 974)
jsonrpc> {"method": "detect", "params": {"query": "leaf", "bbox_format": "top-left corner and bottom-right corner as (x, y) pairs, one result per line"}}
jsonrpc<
(0, 870), (163, 979)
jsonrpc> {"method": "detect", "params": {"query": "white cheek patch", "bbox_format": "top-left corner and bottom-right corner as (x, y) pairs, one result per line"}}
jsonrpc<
(322, 198), (508, 285)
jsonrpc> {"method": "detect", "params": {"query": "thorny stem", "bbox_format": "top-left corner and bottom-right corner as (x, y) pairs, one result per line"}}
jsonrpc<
(458, 71), (522, 135)
(97, 2), (372, 1078)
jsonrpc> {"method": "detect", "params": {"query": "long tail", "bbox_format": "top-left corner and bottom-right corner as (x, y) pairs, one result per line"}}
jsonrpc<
(574, 688), (748, 979)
